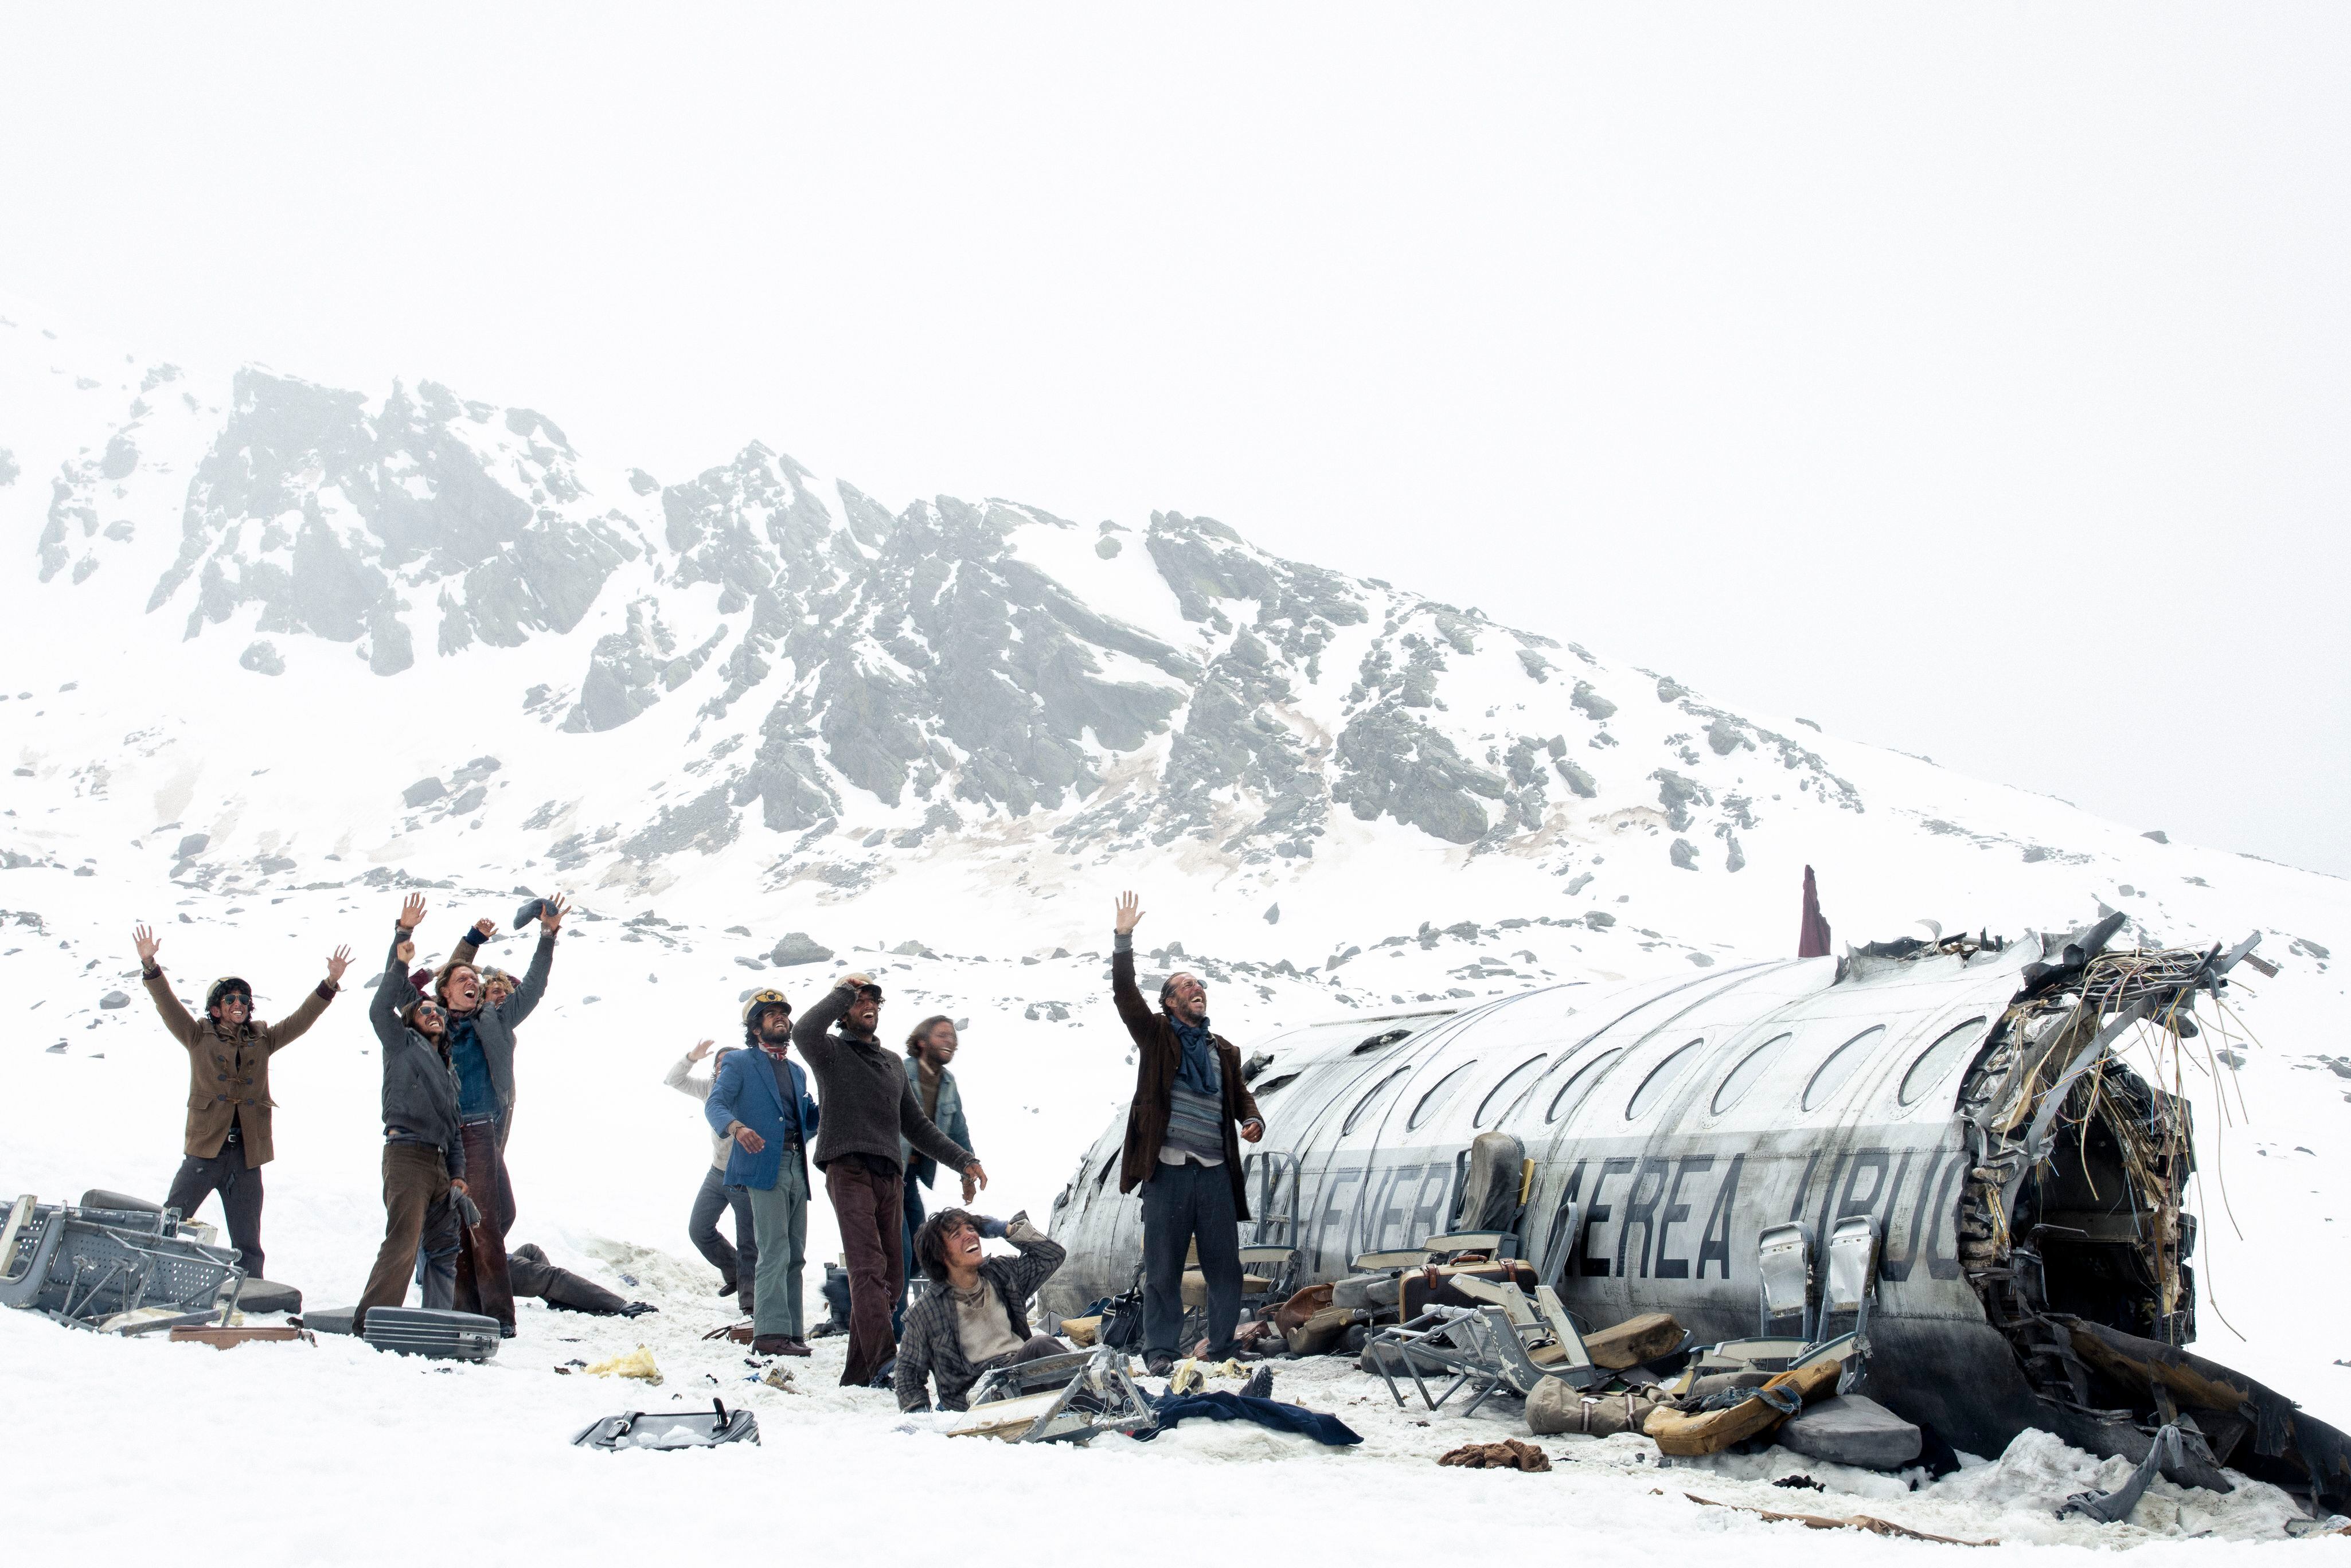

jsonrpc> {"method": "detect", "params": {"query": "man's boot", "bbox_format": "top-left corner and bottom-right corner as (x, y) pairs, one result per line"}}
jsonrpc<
(752, 1334), (792, 1355)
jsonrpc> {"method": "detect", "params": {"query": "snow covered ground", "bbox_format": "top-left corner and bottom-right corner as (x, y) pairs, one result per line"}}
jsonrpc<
(4, 298), (2350, 1557)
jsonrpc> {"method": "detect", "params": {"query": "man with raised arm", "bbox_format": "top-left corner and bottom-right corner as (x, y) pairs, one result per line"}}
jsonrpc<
(434, 894), (567, 1235)
(131, 923), (350, 1282)
(794, 971), (987, 1387)
(356, 894), (470, 1332)
(1108, 890), (1265, 1376)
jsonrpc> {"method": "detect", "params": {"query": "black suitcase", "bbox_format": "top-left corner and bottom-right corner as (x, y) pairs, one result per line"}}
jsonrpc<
(361, 1305), (501, 1361)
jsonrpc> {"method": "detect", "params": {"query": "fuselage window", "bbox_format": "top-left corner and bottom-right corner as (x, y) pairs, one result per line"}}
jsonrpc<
(1626, 1038), (1705, 1120)
(1406, 1061), (1479, 1132)
(1899, 1016), (1988, 1106)
(1801, 1025), (1887, 1111)
(1545, 1048), (1622, 1124)
(1474, 1055), (1548, 1127)
(1711, 1032), (1794, 1115)
(1354, 1028), (1414, 1054)
(1252, 1073), (1299, 1098)
(1342, 1066), (1415, 1135)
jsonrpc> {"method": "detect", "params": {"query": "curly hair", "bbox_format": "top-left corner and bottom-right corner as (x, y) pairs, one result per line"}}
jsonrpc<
(910, 1207), (982, 1282)
(904, 1014), (955, 1059)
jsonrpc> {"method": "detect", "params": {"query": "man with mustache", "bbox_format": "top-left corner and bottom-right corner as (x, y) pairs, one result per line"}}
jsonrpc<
(794, 971), (986, 1387)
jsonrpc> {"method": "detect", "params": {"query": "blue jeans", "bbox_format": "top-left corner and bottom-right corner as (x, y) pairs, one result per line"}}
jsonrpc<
(1141, 1160), (1241, 1360)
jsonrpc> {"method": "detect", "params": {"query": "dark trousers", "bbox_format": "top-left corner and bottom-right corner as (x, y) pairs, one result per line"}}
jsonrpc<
(357, 1143), (460, 1332)
(825, 1159), (904, 1388)
(452, 1120), (516, 1330)
(893, 1176), (926, 1335)
(688, 1166), (758, 1316)
(163, 1132), (266, 1279)
(1141, 1159), (1243, 1360)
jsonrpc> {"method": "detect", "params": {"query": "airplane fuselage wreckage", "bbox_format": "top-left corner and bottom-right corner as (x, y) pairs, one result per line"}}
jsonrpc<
(1044, 912), (2351, 1515)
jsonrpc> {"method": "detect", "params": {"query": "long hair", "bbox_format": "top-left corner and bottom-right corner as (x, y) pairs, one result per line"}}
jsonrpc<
(904, 1014), (954, 1059)
(911, 1207), (981, 1282)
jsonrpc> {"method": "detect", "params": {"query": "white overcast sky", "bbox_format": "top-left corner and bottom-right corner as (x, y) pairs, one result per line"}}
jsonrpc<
(5, 5), (2345, 876)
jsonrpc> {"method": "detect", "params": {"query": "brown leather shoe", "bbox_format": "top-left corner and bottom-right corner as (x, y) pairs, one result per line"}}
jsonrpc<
(779, 1338), (813, 1358)
(752, 1334), (792, 1355)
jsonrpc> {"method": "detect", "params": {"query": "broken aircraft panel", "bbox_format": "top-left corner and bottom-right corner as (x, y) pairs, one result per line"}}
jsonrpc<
(1045, 916), (2351, 1516)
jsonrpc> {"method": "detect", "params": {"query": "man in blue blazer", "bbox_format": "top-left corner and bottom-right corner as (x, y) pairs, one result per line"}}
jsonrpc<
(706, 989), (821, 1356)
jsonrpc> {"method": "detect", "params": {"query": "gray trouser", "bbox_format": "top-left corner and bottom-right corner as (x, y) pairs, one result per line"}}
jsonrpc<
(1141, 1159), (1241, 1359)
(688, 1166), (758, 1316)
(164, 1132), (266, 1278)
(748, 1159), (807, 1339)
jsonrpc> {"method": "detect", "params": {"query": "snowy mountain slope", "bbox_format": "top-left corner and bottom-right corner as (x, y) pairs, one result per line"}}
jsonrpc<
(3, 294), (2349, 1480)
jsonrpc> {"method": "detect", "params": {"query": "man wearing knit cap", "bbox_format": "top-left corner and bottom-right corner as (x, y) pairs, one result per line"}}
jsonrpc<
(1108, 891), (1264, 1376)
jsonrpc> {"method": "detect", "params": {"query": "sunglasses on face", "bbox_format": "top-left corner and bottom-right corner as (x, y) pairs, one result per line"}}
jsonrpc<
(217, 994), (251, 1008)
(413, 1004), (443, 1022)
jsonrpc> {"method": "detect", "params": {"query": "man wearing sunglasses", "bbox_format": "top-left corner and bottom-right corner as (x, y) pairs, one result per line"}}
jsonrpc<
(356, 894), (473, 1331)
(131, 923), (352, 1283)
(795, 971), (987, 1387)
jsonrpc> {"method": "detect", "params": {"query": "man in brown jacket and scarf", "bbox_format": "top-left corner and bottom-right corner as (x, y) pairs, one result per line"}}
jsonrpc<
(132, 922), (352, 1280)
(1110, 891), (1264, 1375)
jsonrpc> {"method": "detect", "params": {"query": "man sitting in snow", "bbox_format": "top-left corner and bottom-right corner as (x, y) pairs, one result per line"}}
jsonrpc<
(132, 921), (352, 1282)
(893, 1209), (1067, 1411)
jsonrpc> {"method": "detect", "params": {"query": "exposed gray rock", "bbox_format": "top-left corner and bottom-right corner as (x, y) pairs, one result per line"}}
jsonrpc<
(1516, 648), (1551, 683)
(2142, 829), (2169, 844)
(1331, 707), (1503, 844)
(100, 432), (138, 480)
(175, 833), (210, 857)
(1553, 757), (1597, 799)
(1584, 910), (1616, 929)
(1263, 903), (1280, 924)
(99, 990), (130, 1008)
(1094, 535), (1121, 558)
(1651, 769), (1708, 832)
(0, 447), (17, 486)
(1670, 838), (1699, 870)
(1570, 681), (1615, 722)
(239, 640), (286, 676)
(402, 778), (446, 808)
(770, 932), (834, 966)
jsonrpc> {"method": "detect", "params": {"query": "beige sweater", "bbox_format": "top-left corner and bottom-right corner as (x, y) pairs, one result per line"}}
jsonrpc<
(663, 1053), (731, 1171)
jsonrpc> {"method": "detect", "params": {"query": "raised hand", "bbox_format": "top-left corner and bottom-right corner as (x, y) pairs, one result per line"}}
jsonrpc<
(399, 893), (427, 930)
(838, 971), (872, 991)
(133, 923), (160, 965)
(689, 1038), (714, 1061)
(471, 917), (498, 942)
(396, 939), (417, 967)
(1114, 891), (1142, 936)
(538, 894), (569, 935)
(326, 945), (353, 986)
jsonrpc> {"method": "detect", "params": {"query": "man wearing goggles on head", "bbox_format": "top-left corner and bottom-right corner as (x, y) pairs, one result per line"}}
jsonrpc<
(131, 921), (351, 1282)
(794, 970), (987, 1387)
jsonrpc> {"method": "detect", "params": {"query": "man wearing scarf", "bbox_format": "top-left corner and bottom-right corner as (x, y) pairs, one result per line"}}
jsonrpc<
(1107, 891), (1266, 1375)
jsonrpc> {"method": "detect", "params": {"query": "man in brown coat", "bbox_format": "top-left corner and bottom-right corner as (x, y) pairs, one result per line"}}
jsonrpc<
(132, 922), (352, 1280)
(1108, 891), (1264, 1375)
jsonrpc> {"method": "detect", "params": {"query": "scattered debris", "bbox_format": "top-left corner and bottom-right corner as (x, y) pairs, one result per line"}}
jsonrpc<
(582, 1345), (662, 1385)
(1438, 1438), (1552, 1471)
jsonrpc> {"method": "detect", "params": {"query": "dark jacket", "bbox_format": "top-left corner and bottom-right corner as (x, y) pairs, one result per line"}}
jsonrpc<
(1111, 938), (1259, 1218)
(900, 1057), (973, 1192)
(893, 1215), (1065, 1411)
(368, 928), (466, 1178)
(705, 1048), (820, 1192)
(443, 923), (556, 1119)
(792, 985), (973, 1176)
(142, 968), (334, 1167)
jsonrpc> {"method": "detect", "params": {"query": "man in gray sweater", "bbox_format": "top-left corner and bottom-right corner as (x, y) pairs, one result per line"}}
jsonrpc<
(794, 972), (986, 1387)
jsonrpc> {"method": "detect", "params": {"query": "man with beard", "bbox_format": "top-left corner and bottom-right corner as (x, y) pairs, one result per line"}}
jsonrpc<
(440, 894), (566, 1228)
(1108, 891), (1264, 1375)
(795, 973), (986, 1387)
(357, 894), (469, 1331)
(895, 1014), (977, 1333)
(131, 923), (350, 1282)
(705, 991), (821, 1355)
